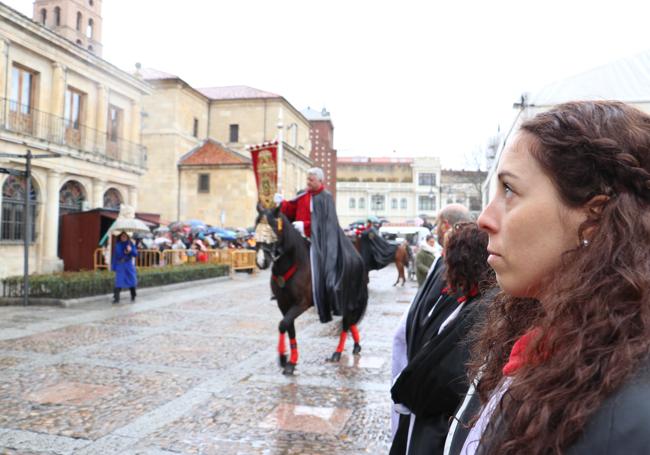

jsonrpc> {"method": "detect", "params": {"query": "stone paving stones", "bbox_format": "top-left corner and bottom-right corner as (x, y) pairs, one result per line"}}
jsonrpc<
(0, 362), (202, 441)
(86, 332), (268, 371)
(0, 324), (138, 355)
(0, 355), (23, 368)
(0, 267), (417, 453)
(98, 309), (194, 328)
(137, 382), (391, 453)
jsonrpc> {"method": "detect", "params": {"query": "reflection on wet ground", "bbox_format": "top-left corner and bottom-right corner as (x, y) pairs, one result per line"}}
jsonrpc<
(0, 267), (417, 454)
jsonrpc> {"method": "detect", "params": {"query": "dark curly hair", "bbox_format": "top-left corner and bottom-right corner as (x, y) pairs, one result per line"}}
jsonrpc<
(469, 101), (650, 454)
(444, 222), (492, 296)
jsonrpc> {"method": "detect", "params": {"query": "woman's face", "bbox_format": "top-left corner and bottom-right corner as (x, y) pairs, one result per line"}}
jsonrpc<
(120, 233), (128, 242)
(478, 133), (586, 298)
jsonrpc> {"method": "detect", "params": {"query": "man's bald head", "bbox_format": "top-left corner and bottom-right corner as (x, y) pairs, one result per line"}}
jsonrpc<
(435, 204), (471, 248)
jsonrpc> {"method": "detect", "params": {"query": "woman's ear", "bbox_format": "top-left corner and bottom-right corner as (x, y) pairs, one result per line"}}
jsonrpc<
(581, 194), (610, 241)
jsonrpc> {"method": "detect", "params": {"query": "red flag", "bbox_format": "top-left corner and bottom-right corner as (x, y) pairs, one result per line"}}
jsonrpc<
(249, 142), (278, 209)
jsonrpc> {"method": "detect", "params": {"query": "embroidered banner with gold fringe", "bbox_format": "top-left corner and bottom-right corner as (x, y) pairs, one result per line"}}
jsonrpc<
(249, 142), (278, 209)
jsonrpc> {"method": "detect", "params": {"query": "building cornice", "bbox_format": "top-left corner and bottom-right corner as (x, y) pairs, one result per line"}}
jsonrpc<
(0, 3), (151, 94)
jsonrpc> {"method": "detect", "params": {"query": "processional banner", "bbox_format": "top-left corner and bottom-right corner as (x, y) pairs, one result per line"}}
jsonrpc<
(249, 142), (278, 209)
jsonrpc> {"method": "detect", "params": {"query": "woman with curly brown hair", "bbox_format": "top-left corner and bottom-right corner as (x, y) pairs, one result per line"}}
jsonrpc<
(445, 100), (650, 455)
(391, 222), (495, 455)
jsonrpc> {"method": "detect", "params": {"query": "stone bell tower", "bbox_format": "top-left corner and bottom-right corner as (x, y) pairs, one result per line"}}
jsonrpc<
(32, 0), (103, 56)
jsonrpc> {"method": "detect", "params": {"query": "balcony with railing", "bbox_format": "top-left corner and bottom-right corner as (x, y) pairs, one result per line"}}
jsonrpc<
(0, 98), (145, 169)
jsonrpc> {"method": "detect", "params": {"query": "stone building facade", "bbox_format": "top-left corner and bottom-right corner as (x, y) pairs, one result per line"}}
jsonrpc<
(301, 107), (336, 201)
(440, 169), (487, 217)
(138, 70), (312, 227)
(0, 1), (149, 278)
(336, 157), (441, 226)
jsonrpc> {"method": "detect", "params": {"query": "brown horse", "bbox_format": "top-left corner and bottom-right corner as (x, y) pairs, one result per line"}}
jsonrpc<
(354, 233), (413, 286)
(255, 205), (367, 375)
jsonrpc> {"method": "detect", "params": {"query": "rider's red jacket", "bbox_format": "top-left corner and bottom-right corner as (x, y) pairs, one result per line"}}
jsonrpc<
(279, 185), (324, 238)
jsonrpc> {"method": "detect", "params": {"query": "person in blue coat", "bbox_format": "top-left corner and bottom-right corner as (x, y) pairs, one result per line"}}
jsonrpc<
(112, 231), (138, 304)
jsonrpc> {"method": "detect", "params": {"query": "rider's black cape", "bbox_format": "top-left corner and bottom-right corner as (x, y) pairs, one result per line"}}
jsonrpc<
(358, 227), (398, 271)
(310, 190), (368, 325)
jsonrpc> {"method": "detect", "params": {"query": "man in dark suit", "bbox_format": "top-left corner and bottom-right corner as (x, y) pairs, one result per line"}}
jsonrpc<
(390, 204), (471, 436)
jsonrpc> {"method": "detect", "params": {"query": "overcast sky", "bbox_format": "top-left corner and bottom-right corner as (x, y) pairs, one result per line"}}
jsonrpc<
(6, 0), (650, 168)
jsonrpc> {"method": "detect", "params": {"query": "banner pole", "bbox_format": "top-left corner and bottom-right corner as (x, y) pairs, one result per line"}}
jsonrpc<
(277, 108), (284, 195)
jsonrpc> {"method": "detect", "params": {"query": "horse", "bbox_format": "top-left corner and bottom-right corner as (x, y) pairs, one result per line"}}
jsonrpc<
(255, 205), (367, 375)
(354, 231), (413, 286)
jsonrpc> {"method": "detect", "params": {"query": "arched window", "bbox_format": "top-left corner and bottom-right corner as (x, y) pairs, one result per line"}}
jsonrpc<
(349, 197), (356, 209)
(76, 12), (82, 31)
(391, 198), (398, 210)
(40, 8), (47, 25)
(103, 188), (122, 210)
(400, 198), (407, 210)
(54, 7), (61, 26)
(358, 197), (365, 209)
(59, 180), (86, 215)
(1, 176), (39, 241)
(87, 18), (93, 39)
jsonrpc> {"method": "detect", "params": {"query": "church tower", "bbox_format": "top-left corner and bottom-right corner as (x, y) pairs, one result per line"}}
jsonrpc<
(32, 0), (103, 56)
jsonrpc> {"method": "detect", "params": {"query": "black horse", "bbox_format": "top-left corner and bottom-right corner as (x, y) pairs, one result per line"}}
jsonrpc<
(255, 205), (367, 375)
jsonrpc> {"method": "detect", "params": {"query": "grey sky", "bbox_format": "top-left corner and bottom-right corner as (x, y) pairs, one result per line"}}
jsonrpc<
(6, 0), (650, 168)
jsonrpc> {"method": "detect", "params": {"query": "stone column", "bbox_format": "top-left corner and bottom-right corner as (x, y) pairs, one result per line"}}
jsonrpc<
(130, 100), (140, 143)
(96, 84), (108, 151)
(50, 62), (66, 117)
(92, 178), (105, 209)
(0, 39), (9, 109)
(128, 186), (138, 211)
(42, 170), (63, 272)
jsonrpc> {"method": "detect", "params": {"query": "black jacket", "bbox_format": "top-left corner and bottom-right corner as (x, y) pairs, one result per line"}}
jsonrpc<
(391, 292), (488, 455)
(446, 361), (650, 455)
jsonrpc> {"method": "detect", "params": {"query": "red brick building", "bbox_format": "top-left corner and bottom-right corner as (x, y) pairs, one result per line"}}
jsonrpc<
(301, 107), (337, 202)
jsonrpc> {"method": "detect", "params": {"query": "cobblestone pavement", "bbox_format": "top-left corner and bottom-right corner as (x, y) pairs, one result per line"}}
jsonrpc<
(0, 267), (418, 454)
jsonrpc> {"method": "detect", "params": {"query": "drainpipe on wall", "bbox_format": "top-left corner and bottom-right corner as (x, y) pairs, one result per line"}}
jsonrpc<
(176, 166), (181, 221)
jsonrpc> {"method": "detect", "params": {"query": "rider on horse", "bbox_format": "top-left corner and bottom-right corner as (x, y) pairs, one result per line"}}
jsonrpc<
(274, 167), (367, 360)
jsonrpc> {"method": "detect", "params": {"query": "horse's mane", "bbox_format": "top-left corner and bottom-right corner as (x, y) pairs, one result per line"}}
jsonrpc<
(276, 212), (309, 255)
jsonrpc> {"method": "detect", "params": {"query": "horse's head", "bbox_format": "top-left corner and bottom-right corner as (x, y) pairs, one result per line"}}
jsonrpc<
(254, 203), (286, 269)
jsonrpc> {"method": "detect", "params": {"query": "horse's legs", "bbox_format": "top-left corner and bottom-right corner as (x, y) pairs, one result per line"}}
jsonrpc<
(328, 330), (347, 362)
(277, 331), (287, 367)
(350, 324), (362, 355)
(278, 305), (306, 375)
(393, 262), (401, 287)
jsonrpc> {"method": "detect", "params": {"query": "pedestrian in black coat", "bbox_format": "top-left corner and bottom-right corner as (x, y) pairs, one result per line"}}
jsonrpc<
(391, 222), (495, 455)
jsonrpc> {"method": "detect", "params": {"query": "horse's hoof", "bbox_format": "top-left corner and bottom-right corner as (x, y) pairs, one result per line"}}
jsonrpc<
(327, 352), (342, 362)
(282, 362), (296, 375)
(353, 343), (362, 355)
(279, 354), (287, 367)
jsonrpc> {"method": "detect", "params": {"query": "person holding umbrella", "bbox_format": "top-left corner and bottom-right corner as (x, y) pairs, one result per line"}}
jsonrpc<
(112, 231), (138, 304)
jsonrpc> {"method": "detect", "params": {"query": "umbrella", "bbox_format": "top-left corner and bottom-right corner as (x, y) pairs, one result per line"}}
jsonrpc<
(111, 218), (151, 234)
(186, 219), (206, 228)
(168, 221), (186, 232)
(154, 226), (170, 234)
(154, 237), (172, 245)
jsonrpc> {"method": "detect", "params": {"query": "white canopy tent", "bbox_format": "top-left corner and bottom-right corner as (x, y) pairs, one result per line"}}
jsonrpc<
(483, 49), (650, 204)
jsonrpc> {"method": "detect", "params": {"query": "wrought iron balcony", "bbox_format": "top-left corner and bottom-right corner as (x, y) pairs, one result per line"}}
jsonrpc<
(0, 98), (145, 169)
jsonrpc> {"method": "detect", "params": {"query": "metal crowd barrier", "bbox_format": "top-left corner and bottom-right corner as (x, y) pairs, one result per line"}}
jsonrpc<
(94, 248), (257, 274)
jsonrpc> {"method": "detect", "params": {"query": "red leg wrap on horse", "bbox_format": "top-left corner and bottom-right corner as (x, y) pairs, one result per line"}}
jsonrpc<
(278, 332), (286, 355)
(350, 325), (360, 343)
(290, 338), (298, 364)
(336, 331), (348, 353)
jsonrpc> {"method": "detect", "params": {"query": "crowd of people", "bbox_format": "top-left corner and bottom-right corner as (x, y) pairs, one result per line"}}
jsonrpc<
(388, 100), (650, 454)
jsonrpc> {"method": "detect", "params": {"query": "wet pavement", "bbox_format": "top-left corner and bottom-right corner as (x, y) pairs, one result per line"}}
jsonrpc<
(0, 266), (418, 454)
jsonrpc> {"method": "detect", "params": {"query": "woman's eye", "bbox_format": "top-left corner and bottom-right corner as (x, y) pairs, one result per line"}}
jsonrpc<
(503, 183), (514, 196)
